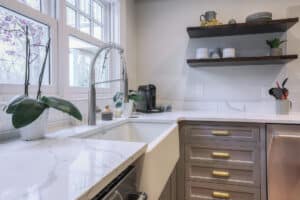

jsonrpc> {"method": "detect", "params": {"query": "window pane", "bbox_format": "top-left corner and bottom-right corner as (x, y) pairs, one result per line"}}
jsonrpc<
(79, 15), (91, 34)
(69, 36), (109, 88)
(93, 1), (102, 23)
(66, 7), (76, 28)
(66, 0), (76, 6)
(79, 0), (90, 15)
(93, 23), (102, 40)
(18, 0), (41, 11)
(0, 6), (50, 85)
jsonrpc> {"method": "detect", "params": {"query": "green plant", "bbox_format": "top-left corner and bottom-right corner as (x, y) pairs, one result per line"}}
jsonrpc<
(113, 90), (143, 108)
(113, 92), (124, 108)
(3, 29), (82, 129)
(266, 38), (286, 49)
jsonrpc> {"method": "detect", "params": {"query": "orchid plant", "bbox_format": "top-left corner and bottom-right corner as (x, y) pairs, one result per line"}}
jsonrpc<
(2, 20), (82, 128)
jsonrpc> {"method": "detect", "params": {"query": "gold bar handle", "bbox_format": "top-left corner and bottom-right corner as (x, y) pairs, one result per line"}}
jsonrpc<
(212, 170), (230, 178)
(212, 130), (230, 136)
(211, 152), (231, 159)
(212, 191), (231, 199)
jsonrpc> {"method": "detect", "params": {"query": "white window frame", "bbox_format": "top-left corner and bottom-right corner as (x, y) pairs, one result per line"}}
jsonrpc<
(0, 0), (58, 96)
(0, 0), (120, 101)
(65, 0), (106, 40)
(58, 0), (119, 99)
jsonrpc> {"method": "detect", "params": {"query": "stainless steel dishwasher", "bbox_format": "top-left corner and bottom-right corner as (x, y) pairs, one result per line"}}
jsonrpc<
(92, 166), (147, 200)
(267, 125), (300, 200)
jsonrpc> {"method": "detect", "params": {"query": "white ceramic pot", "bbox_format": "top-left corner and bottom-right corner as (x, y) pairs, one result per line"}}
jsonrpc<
(276, 100), (291, 115)
(19, 109), (49, 141)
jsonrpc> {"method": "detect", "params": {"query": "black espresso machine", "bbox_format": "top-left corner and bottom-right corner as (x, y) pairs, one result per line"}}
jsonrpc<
(136, 84), (162, 113)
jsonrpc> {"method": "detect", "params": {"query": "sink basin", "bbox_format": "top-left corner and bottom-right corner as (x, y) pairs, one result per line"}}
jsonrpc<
(82, 121), (179, 200)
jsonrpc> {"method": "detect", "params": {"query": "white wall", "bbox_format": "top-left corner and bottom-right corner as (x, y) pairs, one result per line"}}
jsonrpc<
(121, 0), (137, 90)
(135, 0), (300, 114)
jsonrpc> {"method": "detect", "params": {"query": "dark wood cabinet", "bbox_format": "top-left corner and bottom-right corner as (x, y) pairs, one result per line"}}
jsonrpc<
(176, 121), (267, 200)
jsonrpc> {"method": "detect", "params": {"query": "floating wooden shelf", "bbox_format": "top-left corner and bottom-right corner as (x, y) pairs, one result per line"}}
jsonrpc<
(187, 55), (298, 67)
(187, 18), (299, 38)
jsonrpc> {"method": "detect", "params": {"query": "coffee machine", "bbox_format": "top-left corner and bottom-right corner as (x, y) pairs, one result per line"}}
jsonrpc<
(136, 84), (161, 113)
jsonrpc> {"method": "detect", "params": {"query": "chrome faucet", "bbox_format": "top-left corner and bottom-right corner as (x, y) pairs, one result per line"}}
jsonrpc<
(88, 43), (129, 125)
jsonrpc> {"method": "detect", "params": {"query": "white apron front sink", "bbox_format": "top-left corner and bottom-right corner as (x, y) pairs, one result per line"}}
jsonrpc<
(83, 121), (179, 200)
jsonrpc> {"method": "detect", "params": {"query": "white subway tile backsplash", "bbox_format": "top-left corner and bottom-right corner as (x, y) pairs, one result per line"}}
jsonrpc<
(136, 0), (300, 114)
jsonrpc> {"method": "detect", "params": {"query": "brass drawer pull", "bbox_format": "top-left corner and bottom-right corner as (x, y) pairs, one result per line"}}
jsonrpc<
(212, 170), (230, 178)
(212, 130), (230, 136)
(211, 152), (230, 159)
(212, 191), (231, 199)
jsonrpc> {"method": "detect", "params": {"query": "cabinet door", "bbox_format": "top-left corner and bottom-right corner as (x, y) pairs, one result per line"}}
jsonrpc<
(177, 121), (266, 200)
(267, 124), (300, 200)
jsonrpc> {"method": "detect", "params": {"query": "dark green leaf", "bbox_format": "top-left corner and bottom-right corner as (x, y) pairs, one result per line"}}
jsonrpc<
(41, 96), (82, 121)
(5, 95), (27, 114)
(282, 78), (288, 88)
(12, 98), (47, 128)
(113, 92), (124, 102)
(115, 102), (122, 108)
(129, 94), (143, 102)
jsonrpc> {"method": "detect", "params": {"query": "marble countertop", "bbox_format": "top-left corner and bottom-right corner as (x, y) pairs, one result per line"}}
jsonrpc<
(47, 111), (300, 139)
(2, 110), (300, 200)
(132, 111), (300, 124)
(0, 138), (147, 200)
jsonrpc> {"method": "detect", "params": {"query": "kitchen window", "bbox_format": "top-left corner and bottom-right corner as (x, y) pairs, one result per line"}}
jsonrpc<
(62, 0), (118, 97)
(69, 36), (110, 88)
(18, 0), (41, 11)
(0, 0), (58, 95)
(66, 0), (108, 41)
(0, 0), (119, 97)
(0, 5), (50, 85)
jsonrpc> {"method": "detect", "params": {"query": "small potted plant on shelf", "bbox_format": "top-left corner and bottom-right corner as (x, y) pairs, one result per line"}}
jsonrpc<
(266, 38), (286, 56)
(3, 26), (82, 141)
(269, 78), (291, 115)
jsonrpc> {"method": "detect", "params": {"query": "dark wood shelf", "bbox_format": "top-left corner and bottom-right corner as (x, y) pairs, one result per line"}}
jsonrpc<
(187, 18), (299, 38)
(187, 55), (298, 67)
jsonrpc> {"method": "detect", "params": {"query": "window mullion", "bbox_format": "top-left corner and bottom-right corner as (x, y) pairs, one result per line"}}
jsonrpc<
(90, 0), (93, 36)
(75, 0), (79, 29)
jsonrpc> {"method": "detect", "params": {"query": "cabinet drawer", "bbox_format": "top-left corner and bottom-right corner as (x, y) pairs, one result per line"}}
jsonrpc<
(185, 125), (259, 143)
(186, 162), (259, 187)
(185, 143), (258, 165)
(186, 181), (260, 200)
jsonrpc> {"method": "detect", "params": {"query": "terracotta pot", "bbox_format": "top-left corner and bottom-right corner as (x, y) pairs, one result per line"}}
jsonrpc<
(270, 48), (283, 56)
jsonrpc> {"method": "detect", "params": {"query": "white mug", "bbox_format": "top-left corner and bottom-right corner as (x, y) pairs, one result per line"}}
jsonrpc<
(223, 48), (236, 58)
(196, 48), (209, 59)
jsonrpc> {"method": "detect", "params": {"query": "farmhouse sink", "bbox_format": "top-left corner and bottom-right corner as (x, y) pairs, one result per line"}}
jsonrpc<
(82, 121), (179, 200)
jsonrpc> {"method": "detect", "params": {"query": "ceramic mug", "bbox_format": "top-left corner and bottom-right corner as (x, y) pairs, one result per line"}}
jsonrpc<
(196, 48), (209, 59)
(222, 48), (236, 58)
(200, 11), (217, 23)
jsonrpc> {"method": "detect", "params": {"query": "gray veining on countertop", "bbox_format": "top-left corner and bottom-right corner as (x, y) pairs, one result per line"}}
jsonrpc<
(0, 138), (147, 200)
